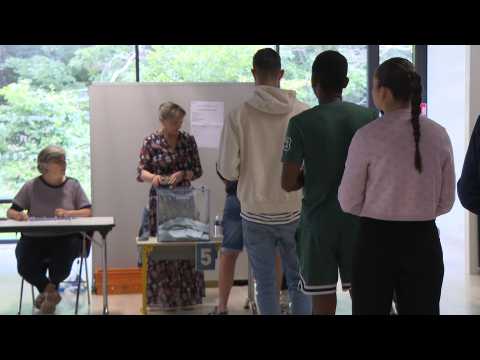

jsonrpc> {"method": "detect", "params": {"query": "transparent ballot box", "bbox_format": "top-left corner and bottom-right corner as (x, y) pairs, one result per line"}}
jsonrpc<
(155, 186), (210, 243)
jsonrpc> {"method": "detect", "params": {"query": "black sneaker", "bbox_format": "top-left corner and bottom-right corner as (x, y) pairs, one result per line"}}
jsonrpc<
(208, 306), (228, 315)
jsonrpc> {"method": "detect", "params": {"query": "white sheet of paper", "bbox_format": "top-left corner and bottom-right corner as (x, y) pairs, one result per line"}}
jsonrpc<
(190, 101), (224, 149)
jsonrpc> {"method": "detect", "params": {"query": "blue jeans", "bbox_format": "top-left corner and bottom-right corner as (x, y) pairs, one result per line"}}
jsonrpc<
(222, 194), (243, 252)
(242, 219), (312, 315)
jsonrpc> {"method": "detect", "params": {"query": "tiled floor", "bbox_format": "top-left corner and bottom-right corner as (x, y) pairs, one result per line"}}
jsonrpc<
(1, 239), (480, 315)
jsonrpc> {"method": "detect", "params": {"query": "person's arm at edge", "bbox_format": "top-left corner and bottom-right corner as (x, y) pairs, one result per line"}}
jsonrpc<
(458, 115), (480, 214)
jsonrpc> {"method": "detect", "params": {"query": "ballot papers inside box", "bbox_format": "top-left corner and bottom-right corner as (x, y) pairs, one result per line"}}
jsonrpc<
(156, 186), (210, 242)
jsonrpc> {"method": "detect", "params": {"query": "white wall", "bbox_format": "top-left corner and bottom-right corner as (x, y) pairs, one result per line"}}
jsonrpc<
(428, 45), (480, 275)
(427, 45), (467, 267)
(465, 46), (480, 274)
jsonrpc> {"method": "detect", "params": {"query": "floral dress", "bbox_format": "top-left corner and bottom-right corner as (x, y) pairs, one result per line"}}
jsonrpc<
(137, 130), (205, 309)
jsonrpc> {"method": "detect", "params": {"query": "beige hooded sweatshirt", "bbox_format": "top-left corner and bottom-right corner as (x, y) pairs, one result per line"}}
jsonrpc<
(217, 85), (309, 220)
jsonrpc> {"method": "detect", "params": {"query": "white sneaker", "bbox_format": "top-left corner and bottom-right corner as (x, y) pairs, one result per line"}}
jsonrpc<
(280, 291), (290, 315)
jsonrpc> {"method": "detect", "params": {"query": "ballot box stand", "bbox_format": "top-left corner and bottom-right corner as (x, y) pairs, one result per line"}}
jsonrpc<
(137, 186), (221, 314)
(136, 237), (221, 314)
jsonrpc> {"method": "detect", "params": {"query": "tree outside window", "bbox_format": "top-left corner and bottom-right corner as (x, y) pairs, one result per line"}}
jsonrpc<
(0, 45), (136, 202)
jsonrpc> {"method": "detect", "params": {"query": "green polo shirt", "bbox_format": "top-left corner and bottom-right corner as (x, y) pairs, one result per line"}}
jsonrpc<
(282, 100), (378, 215)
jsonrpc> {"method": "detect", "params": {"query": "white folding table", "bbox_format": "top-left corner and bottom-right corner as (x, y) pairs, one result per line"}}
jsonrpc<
(0, 217), (115, 315)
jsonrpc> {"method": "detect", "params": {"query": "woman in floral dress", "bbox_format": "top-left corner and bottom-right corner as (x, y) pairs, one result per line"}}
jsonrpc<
(137, 101), (205, 310)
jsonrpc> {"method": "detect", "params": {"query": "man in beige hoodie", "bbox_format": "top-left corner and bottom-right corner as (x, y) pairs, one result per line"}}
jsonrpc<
(217, 48), (311, 315)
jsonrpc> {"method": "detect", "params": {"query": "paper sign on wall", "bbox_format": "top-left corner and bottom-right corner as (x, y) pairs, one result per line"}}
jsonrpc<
(190, 101), (224, 149)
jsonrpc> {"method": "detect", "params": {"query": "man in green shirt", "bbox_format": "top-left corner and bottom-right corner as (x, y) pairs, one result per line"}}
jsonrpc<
(281, 50), (378, 315)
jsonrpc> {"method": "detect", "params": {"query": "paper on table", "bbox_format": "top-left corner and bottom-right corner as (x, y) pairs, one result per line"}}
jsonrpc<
(190, 101), (224, 149)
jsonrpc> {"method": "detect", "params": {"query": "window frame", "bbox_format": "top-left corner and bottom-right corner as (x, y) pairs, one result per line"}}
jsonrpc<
(368, 45), (428, 109)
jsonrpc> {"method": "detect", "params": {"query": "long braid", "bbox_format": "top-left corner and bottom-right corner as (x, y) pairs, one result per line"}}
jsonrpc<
(410, 72), (423, 173)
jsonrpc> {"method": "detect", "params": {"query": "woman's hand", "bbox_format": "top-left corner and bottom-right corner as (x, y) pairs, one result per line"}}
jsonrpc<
(152, 175), (162, 188)
(168, 171), (185, 187)
(7, 209), (28, 221)
(55, 208), (69, 218)
(55, 208), (92, 218)
(14, 211), (28, 221)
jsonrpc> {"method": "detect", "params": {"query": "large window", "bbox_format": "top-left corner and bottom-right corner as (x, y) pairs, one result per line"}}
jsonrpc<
(139, 45), (273, 82)
(0, 45), (136, 200)
(280, 45), (368, 107)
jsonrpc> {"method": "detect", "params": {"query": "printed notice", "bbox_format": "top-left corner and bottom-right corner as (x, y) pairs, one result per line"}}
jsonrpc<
(190, 101), (224, 149)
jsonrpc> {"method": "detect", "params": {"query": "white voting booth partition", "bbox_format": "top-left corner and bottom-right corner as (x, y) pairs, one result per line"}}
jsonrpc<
(89, 83), (255, 282)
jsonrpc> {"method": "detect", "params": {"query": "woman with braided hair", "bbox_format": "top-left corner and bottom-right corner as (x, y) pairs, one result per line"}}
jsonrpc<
(338, 58), (456, 315)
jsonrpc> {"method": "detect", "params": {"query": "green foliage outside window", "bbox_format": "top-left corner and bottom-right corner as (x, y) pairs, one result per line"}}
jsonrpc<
(0, 45), (135, 199)
(0, 45), (372, 203)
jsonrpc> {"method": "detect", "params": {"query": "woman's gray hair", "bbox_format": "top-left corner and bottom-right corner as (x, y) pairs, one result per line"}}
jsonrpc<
(158, 102), (186, 122)
(37, 145), (67, 174)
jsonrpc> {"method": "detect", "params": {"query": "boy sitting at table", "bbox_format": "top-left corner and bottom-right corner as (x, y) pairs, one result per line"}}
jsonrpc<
(7, 145), (92, 314)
